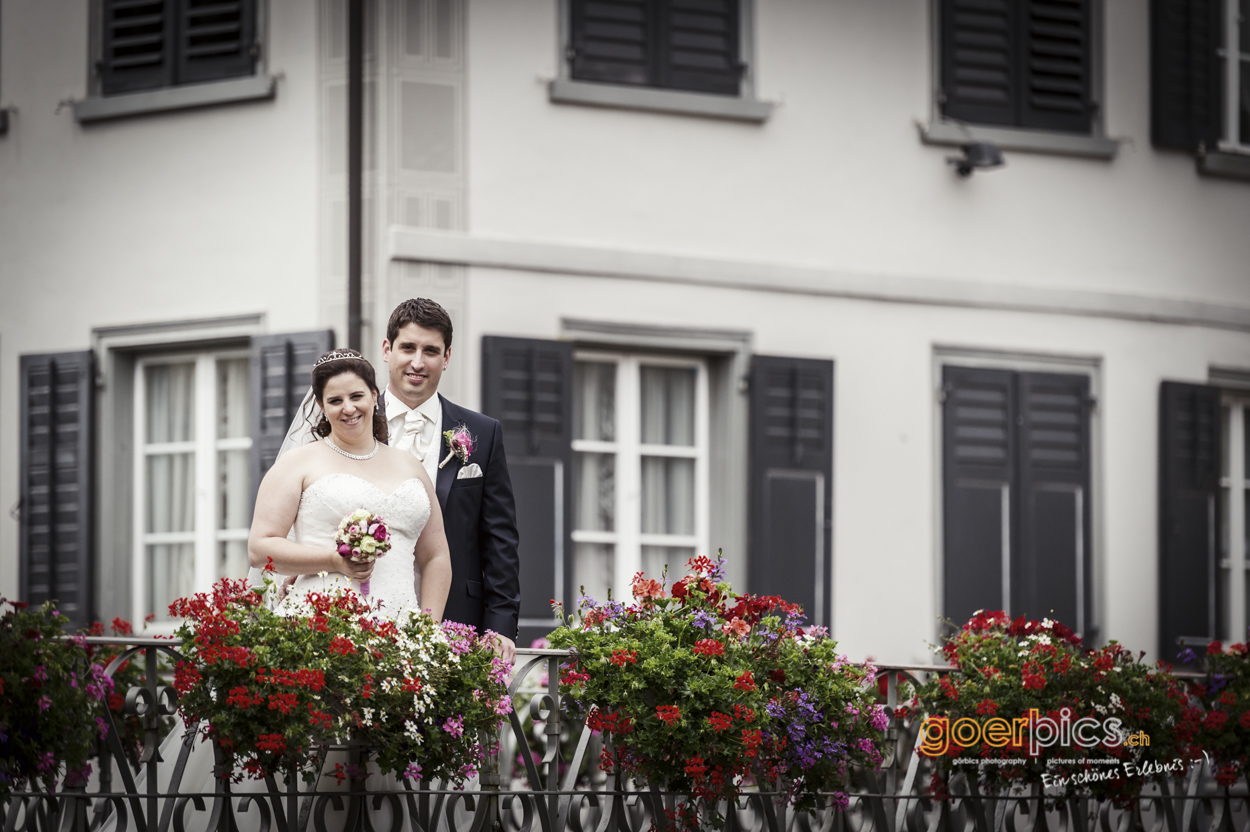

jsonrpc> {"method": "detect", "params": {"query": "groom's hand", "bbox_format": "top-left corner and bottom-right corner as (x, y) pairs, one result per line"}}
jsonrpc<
(494, 635), (516, 664)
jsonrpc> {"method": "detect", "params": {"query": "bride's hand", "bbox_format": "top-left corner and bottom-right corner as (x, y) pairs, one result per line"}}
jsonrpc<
(332, 554), (375, 582)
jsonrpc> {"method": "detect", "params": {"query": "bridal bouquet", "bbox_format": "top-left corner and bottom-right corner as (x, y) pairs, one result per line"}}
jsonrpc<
(335, 509), (391, 596)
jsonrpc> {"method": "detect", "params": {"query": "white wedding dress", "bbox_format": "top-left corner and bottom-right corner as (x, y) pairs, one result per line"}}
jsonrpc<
(280, 472), (429, 616)
(106, 472), (436, 832)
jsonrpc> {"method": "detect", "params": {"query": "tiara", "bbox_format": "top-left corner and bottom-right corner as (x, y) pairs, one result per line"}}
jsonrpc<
(314, 349), (359, 367)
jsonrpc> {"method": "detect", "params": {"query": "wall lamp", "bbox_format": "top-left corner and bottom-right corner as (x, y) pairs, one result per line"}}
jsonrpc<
(947, 141), (1004, 177)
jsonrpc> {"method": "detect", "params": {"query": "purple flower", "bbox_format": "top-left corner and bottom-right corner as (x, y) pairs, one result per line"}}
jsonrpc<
(33, 665), (48, 683)
(691, 610), (717, 630)
(95, 717), (109, 739)
(37, 695), (51, 711)
(443, 715), (465, 738)
(1178, 647), (1197, 664)
(829, 792), (849, 811)
(404, 762), (423, 781)
(373, 525), (387, 541)
(869, 705), (889, 732)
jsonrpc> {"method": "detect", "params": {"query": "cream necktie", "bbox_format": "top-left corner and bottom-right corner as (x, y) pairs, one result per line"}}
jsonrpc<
(397, 410), (427, 460)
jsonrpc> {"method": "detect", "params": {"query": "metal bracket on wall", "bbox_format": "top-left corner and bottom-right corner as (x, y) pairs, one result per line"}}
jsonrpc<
(0, 108), (9, 136)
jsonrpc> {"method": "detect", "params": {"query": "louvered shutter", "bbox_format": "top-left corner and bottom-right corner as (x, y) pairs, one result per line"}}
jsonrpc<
(1159, 381), (1220, 665)
(939, 0), (1018, 127)
(248, 331), (334, 502)
(661, 0), (741, 95)
(748, 356), (834, 629)
(570, 0), (655, 87)
(99, 0), (175, 95)
(175, 0), (257, 85)
(1150, 0), (1222, 151)
(481, 336), (574, 648)
(19, 352), (95, 630)
(942, 367), (1015, 630)
(1015, 372), (1092, 633)
(1020, 0), (1093, 134)
(940, 0), (1092, 133)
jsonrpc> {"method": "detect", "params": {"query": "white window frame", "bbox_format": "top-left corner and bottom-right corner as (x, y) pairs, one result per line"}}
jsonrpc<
(1220, 393), (1250, 639)
(131, 349), (252, 629)
(571, 351), (710, 597)
(1219, 0), (1250, 152)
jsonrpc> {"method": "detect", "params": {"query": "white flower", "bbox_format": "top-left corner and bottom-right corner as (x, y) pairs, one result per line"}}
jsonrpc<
(1037, 635), (1051, 645)
(362, 708), (374, 726)
(1109, 693), (1123, 710)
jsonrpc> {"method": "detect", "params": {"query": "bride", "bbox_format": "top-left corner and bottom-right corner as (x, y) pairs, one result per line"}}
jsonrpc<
(249, 347), (452, 618)
(105, 349), (455, 832)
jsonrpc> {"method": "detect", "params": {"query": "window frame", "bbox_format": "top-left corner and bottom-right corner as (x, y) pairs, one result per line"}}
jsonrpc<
(571, 350), (711, 599)
(1218, 392), (1250, 640)
(130, 348), (253, 631)
(73, 0), (274, 124)
(1218, 0), (1250, 153)
(932, 347), (1103, 643)
(921, 0), (1119, 159)
(549, 0), (772, 123)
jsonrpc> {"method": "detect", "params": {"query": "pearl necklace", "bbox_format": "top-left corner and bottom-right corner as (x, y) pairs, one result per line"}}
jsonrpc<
(325, 438), (379, 460)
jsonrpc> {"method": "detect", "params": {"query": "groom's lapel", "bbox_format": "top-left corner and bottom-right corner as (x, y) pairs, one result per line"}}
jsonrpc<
(435, 394), (457, 510)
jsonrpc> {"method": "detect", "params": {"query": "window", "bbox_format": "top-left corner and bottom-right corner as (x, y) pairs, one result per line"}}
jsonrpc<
(941, 365), (1094, 636)
(132, 351), (252, 626)
(1219, 395), (1250, 640)
(551, 0), (771, 122)
(569, 0), (741, 96)
(98, 0), (258, 96)
(1218, 0), (1250, 151)
(571, 353), (709, 602)
(938, 0), (1095, 135)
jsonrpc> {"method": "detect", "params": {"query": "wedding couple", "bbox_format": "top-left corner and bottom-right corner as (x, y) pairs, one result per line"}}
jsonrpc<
(250, 298), (520, 661)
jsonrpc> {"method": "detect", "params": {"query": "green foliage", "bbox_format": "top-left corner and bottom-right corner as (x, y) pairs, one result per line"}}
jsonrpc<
(0, 600), (113, 795)
(915, 610), (1189, 805)
(548, 556), (887, 830)
(171, 576), (511, 784)
(1190, 640), (1250, 786)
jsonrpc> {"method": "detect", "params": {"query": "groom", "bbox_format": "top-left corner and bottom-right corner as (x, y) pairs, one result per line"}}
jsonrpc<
(381, 298), (520, 662)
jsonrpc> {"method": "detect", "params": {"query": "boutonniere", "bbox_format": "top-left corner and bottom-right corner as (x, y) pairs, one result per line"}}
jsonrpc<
(439, 425), (475, 468)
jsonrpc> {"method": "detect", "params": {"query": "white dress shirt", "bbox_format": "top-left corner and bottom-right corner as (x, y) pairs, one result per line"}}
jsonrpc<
(385, 387), (441, 485)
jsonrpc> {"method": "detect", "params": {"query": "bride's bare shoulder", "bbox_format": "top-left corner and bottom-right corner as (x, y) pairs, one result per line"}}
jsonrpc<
(263, 441), (327, 483)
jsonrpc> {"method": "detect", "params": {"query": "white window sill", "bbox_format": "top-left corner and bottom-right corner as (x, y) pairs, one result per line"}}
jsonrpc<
(1199, 149), (1250, 181)
(921, 119), (1119, 159)
(548, 78), (772, 123)
(73, 75), (276, 124)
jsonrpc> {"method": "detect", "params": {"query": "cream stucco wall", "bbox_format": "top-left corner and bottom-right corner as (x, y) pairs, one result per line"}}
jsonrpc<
(0, 0), (322, 603)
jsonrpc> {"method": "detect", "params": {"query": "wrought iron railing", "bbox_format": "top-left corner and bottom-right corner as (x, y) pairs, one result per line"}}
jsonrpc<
(0, 641), (1236, 832)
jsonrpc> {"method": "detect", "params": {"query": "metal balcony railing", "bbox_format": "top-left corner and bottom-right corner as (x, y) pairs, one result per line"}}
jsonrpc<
(0, 640), (1236, 832)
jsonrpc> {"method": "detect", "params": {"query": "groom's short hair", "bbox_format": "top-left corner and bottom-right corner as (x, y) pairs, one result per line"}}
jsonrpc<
(387, 298), (453, 352)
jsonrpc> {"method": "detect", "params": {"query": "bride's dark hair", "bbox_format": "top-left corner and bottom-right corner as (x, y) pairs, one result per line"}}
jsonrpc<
(307, 349), (389, 442)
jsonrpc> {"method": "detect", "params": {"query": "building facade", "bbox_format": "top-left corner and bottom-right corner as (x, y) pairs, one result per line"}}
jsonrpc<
(2, 0), (1248, 664)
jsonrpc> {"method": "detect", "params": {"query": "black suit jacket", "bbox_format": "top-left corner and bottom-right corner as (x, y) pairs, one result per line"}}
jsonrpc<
(431, 395), (521, 639)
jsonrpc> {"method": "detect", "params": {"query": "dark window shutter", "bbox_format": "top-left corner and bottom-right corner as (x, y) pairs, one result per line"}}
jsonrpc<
(19, 351), (95, 630)
(1014, 372), (1092, 633)
(570, 0), (655, 87)
(748, 356), (834, 629)
(1159, 381), (1220, 665)
(100, 0), (175, 95)
(248, 331), (334, 503)
(940, 0), (1092, 134)
(1020, 0), (1093, 134)
(481, 336), (574, 647)
(661, 0), (741, 95)
(942, 366), (1015, 630)
(1150, 0), (1222, 151)
(940, 0), (1019, 127)
(175, 0), (257, 85)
